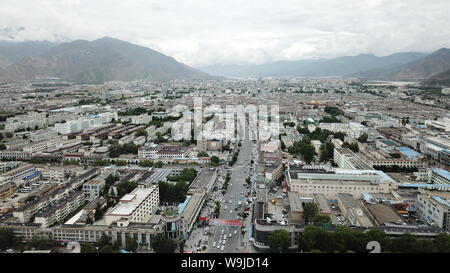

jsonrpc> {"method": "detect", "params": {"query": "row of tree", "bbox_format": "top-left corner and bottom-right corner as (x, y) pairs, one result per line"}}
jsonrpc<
(167, 168), (198, 184)
(109, 143), (139, 158)
(267, 226), (450, 253)
(139, 160), (164, 168)
(158, 181), (189, 203)
(297, 127), (346, 143)
(342, 141), (359, 153)
(299, 226), (450, 253)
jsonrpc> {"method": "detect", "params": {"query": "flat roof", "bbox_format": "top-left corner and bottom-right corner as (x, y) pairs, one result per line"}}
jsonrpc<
(398, 147), (422, 160)
(432, 168), (450, 181)
(288, 191), (303, 213)
(108, 186), (157, 216)
(367, 203), (404, 224)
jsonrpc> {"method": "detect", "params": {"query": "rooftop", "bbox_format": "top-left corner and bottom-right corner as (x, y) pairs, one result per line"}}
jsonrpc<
(108, 185), (157, 216)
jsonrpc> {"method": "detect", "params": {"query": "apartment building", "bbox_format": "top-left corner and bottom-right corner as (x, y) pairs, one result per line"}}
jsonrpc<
(34, 191), (86, 228)
(54, 112), (118, 134)
(416, 189), (450, 231)
(0, 182), (17, 202)
(138, 144), (189, 160)
(131, 114), (152, 125)
(429, 168), (450, 185)
(0, 164), (36, 183)
(30, 129), (59, 142)
(105, 185), (159, 226)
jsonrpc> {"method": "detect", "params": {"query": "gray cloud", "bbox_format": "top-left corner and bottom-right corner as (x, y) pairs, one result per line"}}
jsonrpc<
(1, 0), (449, 66)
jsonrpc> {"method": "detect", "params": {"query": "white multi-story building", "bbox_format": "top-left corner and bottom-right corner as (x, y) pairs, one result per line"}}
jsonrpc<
(287, 165), (396, 198)
(54, 112), (118, 134)
(30, 129), (59, 142)
(133, 136), (146, 146)
(34, 191), (86, 228)
(83, 180), (105, 201)
(138, 144), (189, 160)
(39, 167), (67, 181)
(417, 190), (450, 231)
(5, 112), (46, 132)
(429, 168), (450, 185)
(105, 185), (159, 226)
(131, 114), (152, 125)
(0, 164), (36, 183)
(0, 151), (32, 161)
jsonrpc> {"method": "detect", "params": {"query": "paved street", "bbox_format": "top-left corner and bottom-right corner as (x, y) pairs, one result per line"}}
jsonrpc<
(207, 140), (255, 253)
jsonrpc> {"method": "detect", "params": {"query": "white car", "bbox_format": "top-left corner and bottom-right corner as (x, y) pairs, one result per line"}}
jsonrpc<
(217, 244), (221, 249)
(221, 245), (225, 251)
(230, 210), (233, 214)
(221, 229), (224, 235)
(234, 230), (237, 235)
(212, 242), (216, 247)
(224, 206), (228, 210)
(229, 233), (232, 238)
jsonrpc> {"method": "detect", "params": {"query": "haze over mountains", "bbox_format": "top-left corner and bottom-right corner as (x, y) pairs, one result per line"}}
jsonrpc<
(0, 37), (209, 83)
(0, 37), (449, 84)
(199, 48), (450, 83)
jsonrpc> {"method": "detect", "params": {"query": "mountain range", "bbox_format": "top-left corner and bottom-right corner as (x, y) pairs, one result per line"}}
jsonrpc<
(199, 52), (429, 78)
(0, 37), (449, 84)
(199, 48), (450, 84)
(0, 37), (209, 83)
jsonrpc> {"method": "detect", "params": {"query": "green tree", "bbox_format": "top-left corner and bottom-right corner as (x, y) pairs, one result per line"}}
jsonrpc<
(98, 245), (115, 253)
(139, 160), (154, 167)
(152, 233), (177, 253)
(135, 129), (148, 137)
(30, 236), (55, 250)
(303, 203), (318, 225)
(125, 236), (138, 252)
(268, 229), (291, 252)
(210, 156), (219, 166)
(313, 214), (331, 225)
(154, 161), (164, 168)
(198, 151), (209, 157)
(0, 228), (21, 250)
(357, 133), (368, 143)
(81, 242), (97, 253)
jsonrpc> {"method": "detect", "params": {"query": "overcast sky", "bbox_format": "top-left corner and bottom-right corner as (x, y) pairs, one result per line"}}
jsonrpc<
(1, 0), (450, 67)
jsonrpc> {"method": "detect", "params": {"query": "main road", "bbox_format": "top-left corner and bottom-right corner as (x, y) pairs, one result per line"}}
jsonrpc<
(207, 139), (256, 253)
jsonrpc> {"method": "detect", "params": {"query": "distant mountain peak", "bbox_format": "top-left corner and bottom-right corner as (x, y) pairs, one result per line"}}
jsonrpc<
(0, 37), (210, 83)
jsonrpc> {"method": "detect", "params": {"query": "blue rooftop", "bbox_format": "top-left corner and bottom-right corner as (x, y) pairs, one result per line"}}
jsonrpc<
(178, 196), (191, 214)
(432, 168), (450, 181)
(432, 196), (450, 207)
(398, 146), (422, 160)
(23, 171), (41, 181)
